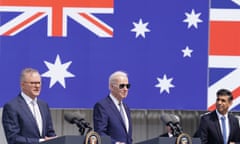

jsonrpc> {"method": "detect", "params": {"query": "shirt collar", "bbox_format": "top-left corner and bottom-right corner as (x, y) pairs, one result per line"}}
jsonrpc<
(109, 93), (121, 106)
(21, 92), (37, 104)
(216, 110), (228, 119)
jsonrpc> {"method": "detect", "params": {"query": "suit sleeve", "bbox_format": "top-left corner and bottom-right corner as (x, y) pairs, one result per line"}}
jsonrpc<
(2, 103), (39, 144)
(199, 116), (209, 144)
(93, 102), (117, 144)
(44, 103), (56, 137)
(229, 115), (240, 143)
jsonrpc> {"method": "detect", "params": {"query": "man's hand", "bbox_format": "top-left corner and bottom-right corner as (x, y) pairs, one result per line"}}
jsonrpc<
(116, 142), (125, 144)
(44, 136), (58, 141)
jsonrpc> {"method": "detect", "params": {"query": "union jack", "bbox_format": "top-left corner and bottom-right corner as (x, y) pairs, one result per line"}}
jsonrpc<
(0, 0), (114, 37)
(208, 0), (240, 110)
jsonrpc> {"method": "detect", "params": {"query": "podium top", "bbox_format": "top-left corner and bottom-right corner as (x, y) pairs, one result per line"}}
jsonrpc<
(136, 137), (201, 144)
(40, 135), (111, 144)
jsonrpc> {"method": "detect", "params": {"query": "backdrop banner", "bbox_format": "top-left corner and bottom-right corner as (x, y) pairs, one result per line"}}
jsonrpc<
(0, 0), (211, 109)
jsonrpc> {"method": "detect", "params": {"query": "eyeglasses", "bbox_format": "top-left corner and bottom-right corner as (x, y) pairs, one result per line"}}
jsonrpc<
(24, 81), (41, 85)
(118, 84), (131, 89)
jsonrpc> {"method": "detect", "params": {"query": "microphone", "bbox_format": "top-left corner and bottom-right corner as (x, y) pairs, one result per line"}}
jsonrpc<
(169, 114), (183, 135)
(64, 112), (92, 135)
(64, 111), (84, 124)
(160, 114), (172, 125)
(64, 111), (86, 128)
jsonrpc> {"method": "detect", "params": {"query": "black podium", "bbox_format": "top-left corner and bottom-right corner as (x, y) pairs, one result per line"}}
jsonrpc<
(136, 137), (201, 144)
(40, 135), (111, 144)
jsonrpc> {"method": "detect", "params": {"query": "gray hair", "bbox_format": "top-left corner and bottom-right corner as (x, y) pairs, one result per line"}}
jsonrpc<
(109, 71), (128, 85)
(20, 68), (40, 82)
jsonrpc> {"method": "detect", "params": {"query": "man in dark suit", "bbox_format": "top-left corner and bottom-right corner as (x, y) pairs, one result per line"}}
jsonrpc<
(93, 71), (132, 144)
(159, 125), (174, 137)
(2, 68), (56, 144)
(160, 114), (181, 138)
(198, 89), (240, 144)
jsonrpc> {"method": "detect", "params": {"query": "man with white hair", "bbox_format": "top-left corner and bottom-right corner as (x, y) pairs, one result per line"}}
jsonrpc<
(93, 71), (132, 144)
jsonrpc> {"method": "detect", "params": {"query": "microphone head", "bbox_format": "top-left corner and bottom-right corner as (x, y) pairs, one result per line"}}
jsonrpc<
(170, 114), (180, 123)
(71, 111), (85, 120)
(160, 114), (172, 125)
(170, 114), (183, 134)
(64, 112), (75, 124)
(64, 111), (84, 124)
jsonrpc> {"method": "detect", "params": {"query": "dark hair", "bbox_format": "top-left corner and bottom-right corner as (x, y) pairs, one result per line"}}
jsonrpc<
(216, 89), (233, 101)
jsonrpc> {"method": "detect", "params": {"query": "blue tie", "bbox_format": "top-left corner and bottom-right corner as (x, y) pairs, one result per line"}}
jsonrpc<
(119, 102), (126, 126)
(221, 116), (227, 144)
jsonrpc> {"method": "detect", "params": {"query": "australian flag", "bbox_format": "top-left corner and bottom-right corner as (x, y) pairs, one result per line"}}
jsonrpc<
(0, 0), (209, 110)
(208, 0), (240, 111)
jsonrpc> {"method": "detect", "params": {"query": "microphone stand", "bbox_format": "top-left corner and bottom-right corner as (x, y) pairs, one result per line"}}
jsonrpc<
(76, 123), (85, 135)
(79, 127), (85, 135)
(76, 121), (93, 135)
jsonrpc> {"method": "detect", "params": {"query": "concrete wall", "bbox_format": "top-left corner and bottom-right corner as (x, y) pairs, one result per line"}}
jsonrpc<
(0, 109), (208, 144)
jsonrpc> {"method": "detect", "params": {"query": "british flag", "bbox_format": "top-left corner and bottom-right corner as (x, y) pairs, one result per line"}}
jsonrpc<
(208, 0), (240, 110)
(0, 0), (113, 37)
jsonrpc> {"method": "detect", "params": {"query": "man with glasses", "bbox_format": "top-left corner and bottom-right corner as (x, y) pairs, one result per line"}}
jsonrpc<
(2, 68), (56, 144)
(93, 71), (132, 144)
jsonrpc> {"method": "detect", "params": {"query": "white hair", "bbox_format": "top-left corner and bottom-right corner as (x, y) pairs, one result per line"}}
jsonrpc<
(108, 71), (128, 85)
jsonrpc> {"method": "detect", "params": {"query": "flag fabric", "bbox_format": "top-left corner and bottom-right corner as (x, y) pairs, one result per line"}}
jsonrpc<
(0, 0), (113, 37)
(0, 0), (209, 109)
(208, 0), (240, 111)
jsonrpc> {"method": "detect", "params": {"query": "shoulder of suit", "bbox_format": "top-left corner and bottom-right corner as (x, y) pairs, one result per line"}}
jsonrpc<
(100, 96), (111, 103)
(200, 111), (211, 117)
(228, 113), (239, 119)
(233, 114), (240, 122)
(94, 96), (110, 107)
(5, 95), (22, 104)
(199, 111), (216, 120)
(3, 96), (23, 111)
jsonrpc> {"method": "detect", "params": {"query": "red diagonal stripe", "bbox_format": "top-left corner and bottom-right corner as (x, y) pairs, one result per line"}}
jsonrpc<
(0, 0), (113, 36)
(80, 13), (113, 36)
(208, 87), (240, 111)
(3, 12), (44, 36)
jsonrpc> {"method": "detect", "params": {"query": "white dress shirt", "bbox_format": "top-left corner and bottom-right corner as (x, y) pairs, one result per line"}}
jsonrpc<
(216, 110), (230, 143)
(109, 94), (129, 132)
(21, 92), (43, 136)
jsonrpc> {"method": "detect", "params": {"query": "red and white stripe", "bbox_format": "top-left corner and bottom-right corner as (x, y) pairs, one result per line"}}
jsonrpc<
(0, 0), (113, 37)
(208, 8), (240, 110)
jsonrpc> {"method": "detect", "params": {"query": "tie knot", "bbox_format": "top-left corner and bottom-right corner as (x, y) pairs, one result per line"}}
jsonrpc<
(221, 116), (226, 121)
(31, 100), (36, 105)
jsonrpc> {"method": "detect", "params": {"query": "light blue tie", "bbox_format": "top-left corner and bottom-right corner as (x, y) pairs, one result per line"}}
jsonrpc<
(119, 102), (126, 126)
(221, 116), (227, 144)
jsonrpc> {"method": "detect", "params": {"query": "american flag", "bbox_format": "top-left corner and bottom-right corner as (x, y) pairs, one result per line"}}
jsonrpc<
(208, 0), (240, 111)
(0, 0), (209, 109)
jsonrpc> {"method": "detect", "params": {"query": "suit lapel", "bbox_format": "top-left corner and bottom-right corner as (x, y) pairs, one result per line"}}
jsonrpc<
(123, 103), (130, 120)
(18, 95), (40, 136)
(228, 115), (234, 141)
(107, 96), (127, 132)
(123, 102), (132, 134)
(213, 111), (224, 143)
(37, 101), (45, 136)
